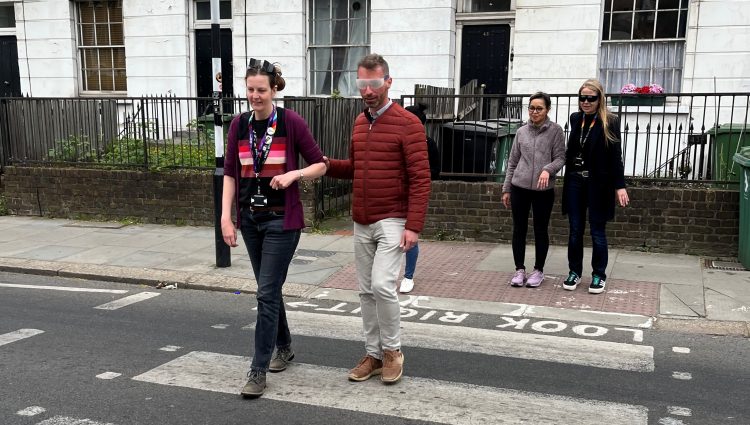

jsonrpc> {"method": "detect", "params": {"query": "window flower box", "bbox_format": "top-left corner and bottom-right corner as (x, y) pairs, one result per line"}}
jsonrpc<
(612, 83), (665, 106)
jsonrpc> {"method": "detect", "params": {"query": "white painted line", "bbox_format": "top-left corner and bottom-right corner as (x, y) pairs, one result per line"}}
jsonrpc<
(93, 292), (160, 310)
(658, 418), (686, 425)
(16, 406), (46, 416)
(0, 283), (128, 294)
(0, 328), (44, 347)
(281, 311), (655, 372)
(667, 406), (692, 416)
(36, 416), (115, 425)
(159, 345), (182, 352)
(211, 324), (229, 329)
(672, 371), (692, 380)
(96, 372), (122, 380)
(133, 351), (648, 425)
(672, 347), (690, 354)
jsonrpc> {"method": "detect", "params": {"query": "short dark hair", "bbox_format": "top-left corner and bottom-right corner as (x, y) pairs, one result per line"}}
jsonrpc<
(357, 53), (389, 75)
(405, 103), (427, 125)
(529, 91), (551, 109)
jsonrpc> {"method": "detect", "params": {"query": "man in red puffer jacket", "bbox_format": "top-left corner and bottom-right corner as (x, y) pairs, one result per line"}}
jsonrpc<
(325, 53), (431, 385)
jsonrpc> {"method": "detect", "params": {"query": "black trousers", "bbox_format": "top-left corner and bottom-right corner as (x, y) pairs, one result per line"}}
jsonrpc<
(510, 185), (555, 271)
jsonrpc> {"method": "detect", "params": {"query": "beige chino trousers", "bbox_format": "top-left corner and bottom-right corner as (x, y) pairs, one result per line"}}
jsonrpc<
(353, 218), (405, 359)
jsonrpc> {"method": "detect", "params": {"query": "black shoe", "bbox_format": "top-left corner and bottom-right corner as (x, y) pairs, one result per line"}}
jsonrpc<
(588, 275), (606, 294)
(241, 370), (266, 398)
(269, 347), (295, 373)
(563, 271), (580, 291)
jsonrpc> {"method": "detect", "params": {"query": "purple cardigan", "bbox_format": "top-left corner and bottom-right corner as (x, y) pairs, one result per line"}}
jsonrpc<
(224, 108), (324, 230)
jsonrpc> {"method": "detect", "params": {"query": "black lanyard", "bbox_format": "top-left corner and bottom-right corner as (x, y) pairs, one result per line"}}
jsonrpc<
(579, 114), (597, 149)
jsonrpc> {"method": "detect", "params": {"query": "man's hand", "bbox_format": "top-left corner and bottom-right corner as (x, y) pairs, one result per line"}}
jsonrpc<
(400, 229), (419, 252)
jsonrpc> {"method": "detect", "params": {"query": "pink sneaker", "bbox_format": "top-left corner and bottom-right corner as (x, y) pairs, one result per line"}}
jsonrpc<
(510, 269), (526, 287)
(526, 269), (544, 287)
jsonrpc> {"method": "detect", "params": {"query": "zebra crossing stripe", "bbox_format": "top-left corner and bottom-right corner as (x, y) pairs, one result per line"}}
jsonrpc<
(273, 311), (655, 372)
(34, 416), (115, 425)
(93, 292), (160, 310)
(0, 328), (44, 347)
(133, 351), (648, 425)
(0, 283), (128, 294)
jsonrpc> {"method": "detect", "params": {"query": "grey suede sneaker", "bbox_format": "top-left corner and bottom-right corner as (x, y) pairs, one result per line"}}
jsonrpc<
(240, 370), (266, 398)
(269, 347), (295, 373)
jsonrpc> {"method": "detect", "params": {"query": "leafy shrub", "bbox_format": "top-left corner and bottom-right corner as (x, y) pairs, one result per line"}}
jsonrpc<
(48, 136), (96, 163)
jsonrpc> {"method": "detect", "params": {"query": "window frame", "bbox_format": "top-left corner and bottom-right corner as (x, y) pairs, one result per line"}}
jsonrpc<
(74, 0), (127, 95)
(599, 0), (688, 94)
(307, 0), (371, 97)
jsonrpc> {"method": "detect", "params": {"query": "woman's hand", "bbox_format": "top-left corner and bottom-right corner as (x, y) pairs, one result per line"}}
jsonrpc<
(502, 192), (511, 209)
(221, 216), (238, 247)
(537, 170), (550, 189)
(616, 188), (629, 207)
(270, 171), (299, 190)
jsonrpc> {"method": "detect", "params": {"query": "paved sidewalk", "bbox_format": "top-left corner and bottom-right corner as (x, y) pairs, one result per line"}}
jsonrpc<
(1, 216), (749, 331)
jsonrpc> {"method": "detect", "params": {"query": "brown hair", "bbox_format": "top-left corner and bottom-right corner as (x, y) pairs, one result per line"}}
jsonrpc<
(529, 91), (551, 109)
(245, 63), (286, 92)
(579, 79), (615, 142)
(357, 53), (389, 75)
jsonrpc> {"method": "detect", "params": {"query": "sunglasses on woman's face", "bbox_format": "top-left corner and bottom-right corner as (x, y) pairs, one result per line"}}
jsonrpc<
(579, 95), (600, 103)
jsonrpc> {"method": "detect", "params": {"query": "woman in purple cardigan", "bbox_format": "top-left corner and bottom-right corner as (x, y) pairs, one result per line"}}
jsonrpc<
(221, 59), (326, 398)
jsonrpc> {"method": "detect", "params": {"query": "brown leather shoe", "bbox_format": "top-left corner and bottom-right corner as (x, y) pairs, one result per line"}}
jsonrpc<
(381, 349), (404, 384)
(348, 355), (383, 382)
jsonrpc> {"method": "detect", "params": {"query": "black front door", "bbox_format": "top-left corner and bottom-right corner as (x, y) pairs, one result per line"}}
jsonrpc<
(0, 36), (21, 97)
(460, 25), (510, 95)
(195, 29), (233, 115)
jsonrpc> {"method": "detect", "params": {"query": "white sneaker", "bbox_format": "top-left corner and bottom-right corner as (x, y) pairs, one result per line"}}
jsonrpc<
(400, 278), (414, 293)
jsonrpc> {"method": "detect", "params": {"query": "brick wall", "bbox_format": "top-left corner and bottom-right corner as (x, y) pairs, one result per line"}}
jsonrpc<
(2, 167), (740, 256)
(423, 181), (739, 257)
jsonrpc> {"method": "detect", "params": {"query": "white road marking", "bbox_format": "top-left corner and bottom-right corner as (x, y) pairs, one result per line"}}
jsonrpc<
(36, 416), (115, 425)
(0, 283), (127, 294)
(133, 351), (648, 425)
(672, 346), (690, 354)
(96, 372), (122, 380)
(658, 418), (686, 425)
(159, 345), (182, 352)
(93, 292), (160, 310)
(277, 311), (654, 372)
(0, 328), (44, 347)
(211, 324), (229, 329)
(672, 371), (692, 380)
(16, 406), (46, 416)
(667, 406), (692, 416)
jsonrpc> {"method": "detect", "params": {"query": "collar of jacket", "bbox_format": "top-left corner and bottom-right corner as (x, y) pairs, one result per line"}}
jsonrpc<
(528, 117), (552, 133)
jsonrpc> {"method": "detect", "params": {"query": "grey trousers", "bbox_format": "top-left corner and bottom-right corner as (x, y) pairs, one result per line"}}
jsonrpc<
(353, 218), (405, 359)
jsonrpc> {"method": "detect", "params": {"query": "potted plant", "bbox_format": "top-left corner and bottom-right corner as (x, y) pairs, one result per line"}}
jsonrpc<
(612, 83), (666, 106)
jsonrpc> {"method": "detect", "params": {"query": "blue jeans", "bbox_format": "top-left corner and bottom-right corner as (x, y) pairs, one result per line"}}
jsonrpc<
(240, 210), (301, 372)
(404, 243), (419, 279)
(566, 174), (608, 279)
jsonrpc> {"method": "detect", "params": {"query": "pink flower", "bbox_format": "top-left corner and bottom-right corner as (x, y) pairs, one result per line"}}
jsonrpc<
(620, 83), (665, 94)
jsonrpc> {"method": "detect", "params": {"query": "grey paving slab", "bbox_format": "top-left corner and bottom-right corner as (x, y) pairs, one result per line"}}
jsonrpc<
(56, 245), (143, 265)
(13, 245), (91, 261)
(148, 237), (214, 255)
(659, 285), (704, 317)
(106, 250), (184, 268)
(153, 255), (216, 273)
(0, 227), (48, 243)
(609, 251), (703, 285)
(0, 241), (46, 257)
(287, 267), (340, 286)
(705, 293), (750, 322)
(703, 269), (750, 303)
(30, 226), (101, 243)
(298, 234), (353, 252)
(60, 231), (143, 248)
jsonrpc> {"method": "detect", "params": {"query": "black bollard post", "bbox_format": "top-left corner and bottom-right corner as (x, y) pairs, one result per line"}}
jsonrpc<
(211, 0), (230, 268)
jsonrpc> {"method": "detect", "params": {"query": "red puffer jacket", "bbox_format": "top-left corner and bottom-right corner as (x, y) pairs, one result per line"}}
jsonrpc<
(327, 102), (431, 233)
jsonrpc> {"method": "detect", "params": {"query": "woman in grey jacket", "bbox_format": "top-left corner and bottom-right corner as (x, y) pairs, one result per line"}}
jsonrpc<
(502, 92), (566, 287)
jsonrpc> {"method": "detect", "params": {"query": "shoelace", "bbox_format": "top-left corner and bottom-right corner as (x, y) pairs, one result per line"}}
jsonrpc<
(246, 370), (264, 382)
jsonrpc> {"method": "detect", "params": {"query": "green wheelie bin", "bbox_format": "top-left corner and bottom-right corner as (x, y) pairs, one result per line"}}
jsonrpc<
(733, 146), (750, 269)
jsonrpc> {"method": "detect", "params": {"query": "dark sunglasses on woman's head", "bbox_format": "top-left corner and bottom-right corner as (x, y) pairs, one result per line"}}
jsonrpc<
(579, 95), (600, 103)
(248, 58), (275, 74)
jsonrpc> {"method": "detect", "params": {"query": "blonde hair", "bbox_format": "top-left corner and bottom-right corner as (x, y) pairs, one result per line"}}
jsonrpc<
(579, 79), (616, 142)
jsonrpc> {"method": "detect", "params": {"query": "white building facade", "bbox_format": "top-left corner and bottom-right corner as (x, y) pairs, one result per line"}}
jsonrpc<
(1, 0), (748, 100)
